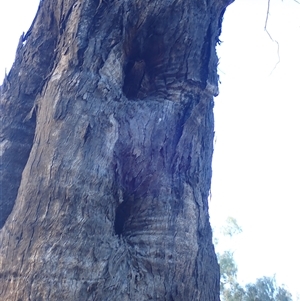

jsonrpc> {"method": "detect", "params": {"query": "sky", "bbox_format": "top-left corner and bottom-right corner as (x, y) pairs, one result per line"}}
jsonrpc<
(211, 0), (300, 298)
(0, 0), (299, 298)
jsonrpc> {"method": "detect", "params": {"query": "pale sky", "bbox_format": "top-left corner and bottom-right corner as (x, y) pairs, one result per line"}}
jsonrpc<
(211, 0), (300, 298)
(0, 0), (299, 298)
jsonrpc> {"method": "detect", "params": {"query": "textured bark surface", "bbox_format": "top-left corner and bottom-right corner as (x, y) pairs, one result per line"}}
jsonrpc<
(0, 0), (232, 300)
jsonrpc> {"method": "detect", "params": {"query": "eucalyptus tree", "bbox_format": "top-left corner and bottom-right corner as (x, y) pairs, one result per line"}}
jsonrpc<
(0, 0), (233, 299)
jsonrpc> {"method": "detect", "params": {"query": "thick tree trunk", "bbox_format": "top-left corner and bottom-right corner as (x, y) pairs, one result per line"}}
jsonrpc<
(0, 0), (232, 300)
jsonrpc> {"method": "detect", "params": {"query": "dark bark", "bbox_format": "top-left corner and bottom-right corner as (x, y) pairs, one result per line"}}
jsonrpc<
(0, 0), (233, 300)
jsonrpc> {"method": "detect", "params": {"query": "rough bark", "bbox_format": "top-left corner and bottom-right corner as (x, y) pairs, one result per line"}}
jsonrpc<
(0, 0), (233, 300)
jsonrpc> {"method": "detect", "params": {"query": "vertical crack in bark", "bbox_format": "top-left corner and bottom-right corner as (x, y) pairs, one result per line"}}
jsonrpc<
(200, 24), (212, 90)
(59, 4), (74, 35)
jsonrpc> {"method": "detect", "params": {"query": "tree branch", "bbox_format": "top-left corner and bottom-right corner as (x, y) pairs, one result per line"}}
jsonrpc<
(264, 0), (280, 74)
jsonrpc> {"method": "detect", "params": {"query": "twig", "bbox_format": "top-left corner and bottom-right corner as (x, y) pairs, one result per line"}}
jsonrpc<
(264, 0), (280, 75)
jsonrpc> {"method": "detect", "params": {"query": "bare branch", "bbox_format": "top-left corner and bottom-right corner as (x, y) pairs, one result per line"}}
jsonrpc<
(264, 0), (280, 74)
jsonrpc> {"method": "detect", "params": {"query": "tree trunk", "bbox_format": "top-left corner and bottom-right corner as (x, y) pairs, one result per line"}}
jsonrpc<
(0, 0), (233, 300)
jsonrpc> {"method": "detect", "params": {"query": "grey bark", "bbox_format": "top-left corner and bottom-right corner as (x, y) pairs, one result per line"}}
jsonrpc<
(0, 0), (233, 300)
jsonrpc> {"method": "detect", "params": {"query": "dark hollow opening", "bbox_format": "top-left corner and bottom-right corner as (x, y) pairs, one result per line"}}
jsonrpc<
(122, 58), (146, 99)
(114, 200), (131, 236)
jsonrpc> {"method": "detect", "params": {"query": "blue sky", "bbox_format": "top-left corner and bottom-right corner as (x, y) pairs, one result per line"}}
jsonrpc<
(1, 0), (300, 298)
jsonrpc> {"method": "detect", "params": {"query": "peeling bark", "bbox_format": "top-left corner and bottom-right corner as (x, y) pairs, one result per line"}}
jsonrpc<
(0, 0), (233, 300)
